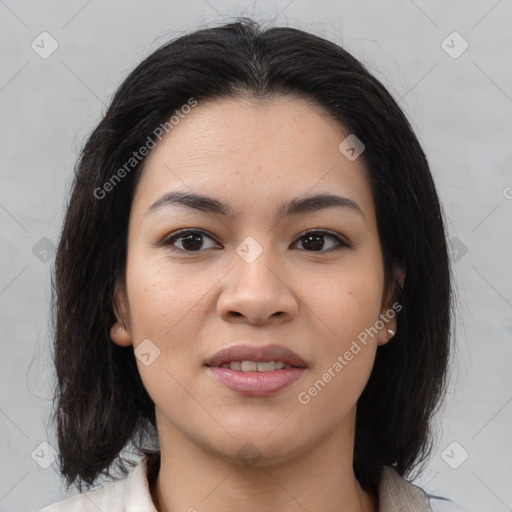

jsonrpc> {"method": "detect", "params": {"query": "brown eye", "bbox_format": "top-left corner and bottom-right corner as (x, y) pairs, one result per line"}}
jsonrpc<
(161, 229), (220, 252)
(293, 229), (349, 252)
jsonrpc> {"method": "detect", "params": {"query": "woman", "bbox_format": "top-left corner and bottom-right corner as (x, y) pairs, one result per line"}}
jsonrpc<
(39, 17), (461, 511)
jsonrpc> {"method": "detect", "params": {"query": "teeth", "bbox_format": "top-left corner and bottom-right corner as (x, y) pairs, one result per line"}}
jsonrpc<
(254, 361), (275, 372)
(219, 361), (290, 371)
(241, 361), (259, 371)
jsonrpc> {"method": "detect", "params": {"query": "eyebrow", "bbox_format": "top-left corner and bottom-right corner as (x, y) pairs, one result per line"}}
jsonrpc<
(145, 191), (365, 222)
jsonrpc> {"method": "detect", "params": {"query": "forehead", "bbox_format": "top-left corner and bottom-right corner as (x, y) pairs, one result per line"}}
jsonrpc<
(131, 96), (376, 228)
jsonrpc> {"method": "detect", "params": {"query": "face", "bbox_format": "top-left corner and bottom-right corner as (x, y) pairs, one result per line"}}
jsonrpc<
(111, 96), (405, 466)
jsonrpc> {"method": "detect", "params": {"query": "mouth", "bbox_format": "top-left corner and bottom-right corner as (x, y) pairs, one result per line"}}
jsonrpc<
(203, 343), (308, 397)
(204, 343), (308, 369)
(215, 361), (297, 371)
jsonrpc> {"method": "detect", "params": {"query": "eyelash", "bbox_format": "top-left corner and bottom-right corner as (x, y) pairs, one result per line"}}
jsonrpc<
(159, 228), (350, 254)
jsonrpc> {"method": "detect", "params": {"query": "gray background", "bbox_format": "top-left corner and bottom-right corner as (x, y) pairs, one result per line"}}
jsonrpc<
(1, 1), (511, 511)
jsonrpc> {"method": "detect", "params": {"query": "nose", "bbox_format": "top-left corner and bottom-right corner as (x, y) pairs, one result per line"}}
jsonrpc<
(217, 246), (299, 326)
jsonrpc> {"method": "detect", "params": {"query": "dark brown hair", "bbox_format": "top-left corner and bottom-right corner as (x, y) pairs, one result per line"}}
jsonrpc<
(50, 17), (454, 495)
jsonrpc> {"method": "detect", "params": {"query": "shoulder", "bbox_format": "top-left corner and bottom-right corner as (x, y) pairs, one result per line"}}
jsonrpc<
(378, 466), (465, 512)
(36, 477), (128, 512)
(36, 458), (157, 512)
(36, 480), (125, 512)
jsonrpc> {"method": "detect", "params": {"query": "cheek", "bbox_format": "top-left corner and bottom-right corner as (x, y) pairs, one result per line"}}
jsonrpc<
(296, 259), (384, 341)
(296, 351), (376, 426)
(126, 255), (209, 338)
(295, 281), (381, 418)
(293, 258), (383, 398)
(125, 257), (210, 403)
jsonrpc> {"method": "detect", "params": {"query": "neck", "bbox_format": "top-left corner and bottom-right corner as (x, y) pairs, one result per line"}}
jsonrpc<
(149, 408), (378, 512)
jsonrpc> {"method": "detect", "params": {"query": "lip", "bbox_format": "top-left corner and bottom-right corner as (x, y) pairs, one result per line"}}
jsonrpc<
(204, 343), (308, 369)
(203, 343), (308, 397)
(206, 367), (306, 397)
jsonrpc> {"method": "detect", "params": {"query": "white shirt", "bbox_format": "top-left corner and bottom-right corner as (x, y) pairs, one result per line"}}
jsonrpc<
(36, 457), (465, 511)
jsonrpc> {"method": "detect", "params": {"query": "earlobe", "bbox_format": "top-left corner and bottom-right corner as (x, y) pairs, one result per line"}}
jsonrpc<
(110, 282), (133, 347)
(377, 326), (396, 346)
(377, 263), (406, 346)
(110, 319), (133, 347)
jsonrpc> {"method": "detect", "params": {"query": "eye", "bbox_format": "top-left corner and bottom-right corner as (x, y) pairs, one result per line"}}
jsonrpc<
(160, 229), (220, 252)
(292, 229), (349, 252)
(159, 227), (350, 254)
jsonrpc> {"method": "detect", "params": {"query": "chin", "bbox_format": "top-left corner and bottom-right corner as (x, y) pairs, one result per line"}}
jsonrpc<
(211, 427), (311, 467)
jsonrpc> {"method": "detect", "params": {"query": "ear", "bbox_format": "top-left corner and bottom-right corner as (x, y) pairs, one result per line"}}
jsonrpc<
(377, 263), (406, 347)
(110, 279), (133, 347)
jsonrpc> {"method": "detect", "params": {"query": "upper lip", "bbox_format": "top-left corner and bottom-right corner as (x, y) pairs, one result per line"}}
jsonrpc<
(204, 343), (307, 368)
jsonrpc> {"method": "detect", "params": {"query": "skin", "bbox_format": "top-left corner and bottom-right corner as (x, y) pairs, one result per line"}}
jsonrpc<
(110, 96), (406, 512)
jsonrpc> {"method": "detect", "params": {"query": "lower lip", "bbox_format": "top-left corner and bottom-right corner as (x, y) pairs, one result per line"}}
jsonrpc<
(205, 367), (307, 397)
